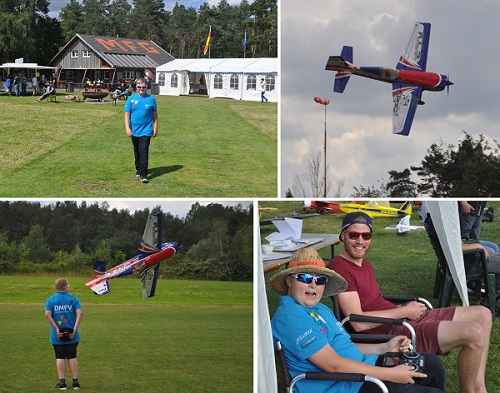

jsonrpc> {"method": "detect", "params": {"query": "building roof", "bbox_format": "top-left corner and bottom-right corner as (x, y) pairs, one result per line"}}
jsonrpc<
(50, 34), (175, 69)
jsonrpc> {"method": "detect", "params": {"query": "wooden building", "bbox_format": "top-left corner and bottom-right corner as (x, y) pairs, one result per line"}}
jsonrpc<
(49, 34), (174, 89)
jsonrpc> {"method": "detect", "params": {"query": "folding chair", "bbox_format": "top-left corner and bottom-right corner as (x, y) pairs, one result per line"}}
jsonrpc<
(423, 214), (496, 316)
(330, 294), (432, 342)
(275, 340), (388, 393)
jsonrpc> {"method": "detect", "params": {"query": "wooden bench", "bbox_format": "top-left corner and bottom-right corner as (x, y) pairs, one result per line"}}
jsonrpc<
(49, 94), (57, 102)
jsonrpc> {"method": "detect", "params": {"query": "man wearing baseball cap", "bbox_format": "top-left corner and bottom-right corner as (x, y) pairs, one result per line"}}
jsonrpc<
(270, 248), (445, 393)
(328, 212), (492, 393)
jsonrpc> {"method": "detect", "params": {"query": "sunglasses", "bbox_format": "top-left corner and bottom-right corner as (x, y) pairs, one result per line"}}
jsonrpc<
(291, 273), (328, 286)
(347, 231), (373, 240)
(137, 85), (148, 89)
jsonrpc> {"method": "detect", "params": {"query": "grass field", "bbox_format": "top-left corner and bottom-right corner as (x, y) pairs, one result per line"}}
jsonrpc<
(259, 200), (500, 392)
(0, 93), (277, 197)
(0, 275), (252, 392)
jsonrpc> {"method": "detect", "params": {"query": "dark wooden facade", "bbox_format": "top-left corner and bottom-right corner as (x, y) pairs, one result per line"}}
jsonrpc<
(49, 34), (174, 89)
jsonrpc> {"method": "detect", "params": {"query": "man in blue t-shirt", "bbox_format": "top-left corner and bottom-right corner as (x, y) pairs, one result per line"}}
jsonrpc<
(45, 278), (83, 390)
(124, 77), (158, 183)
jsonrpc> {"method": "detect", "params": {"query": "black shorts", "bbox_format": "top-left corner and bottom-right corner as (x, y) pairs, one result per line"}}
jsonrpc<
(53, 343), (78, 360)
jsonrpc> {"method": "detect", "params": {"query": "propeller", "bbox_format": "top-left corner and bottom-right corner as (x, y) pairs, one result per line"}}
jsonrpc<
(446, 73), (453, 96)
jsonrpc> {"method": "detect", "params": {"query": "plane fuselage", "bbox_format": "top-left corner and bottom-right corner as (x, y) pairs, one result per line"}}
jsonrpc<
(89, 242), (179, 284)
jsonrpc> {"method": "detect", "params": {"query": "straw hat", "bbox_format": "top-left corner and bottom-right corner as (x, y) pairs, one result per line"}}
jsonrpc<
(269, 248), (347, 296)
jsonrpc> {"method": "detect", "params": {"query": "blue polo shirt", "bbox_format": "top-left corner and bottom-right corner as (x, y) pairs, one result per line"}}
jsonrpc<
(124, 93), (157, 137)
(45, 291), (82, 345)
(271, 296), (378, 393)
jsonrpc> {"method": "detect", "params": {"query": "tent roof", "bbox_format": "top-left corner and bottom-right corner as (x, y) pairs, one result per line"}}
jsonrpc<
(1, 62), (55, 70)
(156, 58), (277, 74)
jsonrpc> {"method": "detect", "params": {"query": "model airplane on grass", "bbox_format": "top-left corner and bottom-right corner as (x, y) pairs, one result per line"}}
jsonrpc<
(325, 22), (453, 136)
(85, 212), (180, 299)
(305, 200), (412, 218)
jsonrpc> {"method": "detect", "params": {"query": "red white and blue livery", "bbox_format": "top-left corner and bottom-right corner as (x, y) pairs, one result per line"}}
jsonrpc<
(85, 212), (180, 299)
(326, 22), (453, 136)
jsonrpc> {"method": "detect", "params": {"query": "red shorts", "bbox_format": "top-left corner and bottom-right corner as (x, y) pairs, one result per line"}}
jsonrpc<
(387, 307), (456, 355)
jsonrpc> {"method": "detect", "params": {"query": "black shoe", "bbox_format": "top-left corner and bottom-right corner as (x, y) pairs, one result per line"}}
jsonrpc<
(55, 382), (67, 390)
(72, 382), (80, 390)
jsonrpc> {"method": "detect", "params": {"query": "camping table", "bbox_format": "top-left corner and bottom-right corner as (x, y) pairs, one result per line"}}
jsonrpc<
(262, 233), (340, 274)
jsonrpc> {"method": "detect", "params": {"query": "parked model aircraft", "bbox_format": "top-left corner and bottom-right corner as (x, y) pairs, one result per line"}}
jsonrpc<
(339, 201), (412, 218)
(305, 200), (412, 218)
(85, 212), (180, 299)
(325, 22), (453, 136)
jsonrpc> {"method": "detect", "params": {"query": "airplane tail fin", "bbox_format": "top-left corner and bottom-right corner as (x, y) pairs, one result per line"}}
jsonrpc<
(93, 259), (106, 276)
(398, 201), (413, 216)
(329, 46), (353, 93)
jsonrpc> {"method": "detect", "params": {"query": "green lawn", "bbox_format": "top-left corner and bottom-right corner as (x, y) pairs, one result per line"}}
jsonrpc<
(0, 275), (253, 392)
(260, 200), (500, 392)
(0, 94), (277, 197)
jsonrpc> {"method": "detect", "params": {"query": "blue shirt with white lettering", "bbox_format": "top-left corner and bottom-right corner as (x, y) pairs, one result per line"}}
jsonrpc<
(271, 296), (378, 393)
(45, 291), (82, 344)
(124, 93), (157, 137)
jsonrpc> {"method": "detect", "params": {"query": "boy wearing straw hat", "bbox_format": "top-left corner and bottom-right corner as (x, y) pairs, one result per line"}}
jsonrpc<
(270, 248), (445, 393)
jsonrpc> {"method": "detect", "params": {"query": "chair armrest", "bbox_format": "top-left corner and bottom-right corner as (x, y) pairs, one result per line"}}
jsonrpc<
(291, 372), (388, 393)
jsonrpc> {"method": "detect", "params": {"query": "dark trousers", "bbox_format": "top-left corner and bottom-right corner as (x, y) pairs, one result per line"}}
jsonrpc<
(359, 353), (446, 393)
(131, 136), (151, 177)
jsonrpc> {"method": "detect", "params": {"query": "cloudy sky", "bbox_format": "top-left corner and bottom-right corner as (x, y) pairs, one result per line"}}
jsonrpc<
(47, 0), (241, 19)
(33, 199), (252, 218)
(281, 0), (500, 197)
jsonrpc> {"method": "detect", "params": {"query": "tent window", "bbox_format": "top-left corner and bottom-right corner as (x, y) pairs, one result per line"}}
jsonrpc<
(230, 74), (239, 90)
(171, 73), (178, 88)
(214, 74), (223, 89)
(265, 75), (275, 91)
(246, 75), (256, 90)
(158, 73), (165, 87)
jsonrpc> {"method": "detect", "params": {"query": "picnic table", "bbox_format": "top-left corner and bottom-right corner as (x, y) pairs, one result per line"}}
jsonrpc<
(262, 233), (340, 274)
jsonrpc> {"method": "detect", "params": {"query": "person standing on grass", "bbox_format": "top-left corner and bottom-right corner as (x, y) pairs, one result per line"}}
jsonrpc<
(328, 211), (493, 393)
(260, 78), (268, 103)
(124, 77), (158, 183)
(45, 278), (83, 390)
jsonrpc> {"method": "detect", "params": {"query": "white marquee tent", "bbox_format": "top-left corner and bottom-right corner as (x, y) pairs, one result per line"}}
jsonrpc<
(155, 58), (277, 102)
(257, 200), (468, 392)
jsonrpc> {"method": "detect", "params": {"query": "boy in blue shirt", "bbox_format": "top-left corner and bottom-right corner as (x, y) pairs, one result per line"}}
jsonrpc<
(269, 248), (445, 393)
(45, 278), (83, 390)
(124, 78), (158, 183)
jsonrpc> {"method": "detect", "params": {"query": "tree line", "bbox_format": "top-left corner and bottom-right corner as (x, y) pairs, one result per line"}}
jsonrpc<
(0, 0), (277, 66)
(0, 201), (253, 281)
(289, 132), (500, 198)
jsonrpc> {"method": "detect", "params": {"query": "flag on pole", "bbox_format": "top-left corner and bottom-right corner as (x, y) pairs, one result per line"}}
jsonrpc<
(203, 25), (212, 56)
(243, 31), (247, 58)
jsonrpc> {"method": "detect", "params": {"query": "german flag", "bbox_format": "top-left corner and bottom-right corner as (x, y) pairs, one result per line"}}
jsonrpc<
(203, 25), (212, 56)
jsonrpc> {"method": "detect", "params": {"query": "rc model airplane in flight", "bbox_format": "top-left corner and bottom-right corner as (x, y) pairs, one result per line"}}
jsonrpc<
(85, 212), (180, 299)
(325, 22), (453, 136)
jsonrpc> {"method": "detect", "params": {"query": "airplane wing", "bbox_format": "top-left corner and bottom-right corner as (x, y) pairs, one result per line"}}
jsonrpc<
(140, 212), (161, 253)
(396, 22), (430, 71)
(392, 84), (422, 136)
(141, 263), (160, 300)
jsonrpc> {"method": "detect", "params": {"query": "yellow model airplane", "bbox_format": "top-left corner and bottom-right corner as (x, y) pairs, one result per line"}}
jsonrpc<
(339, 201), (412, 218)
